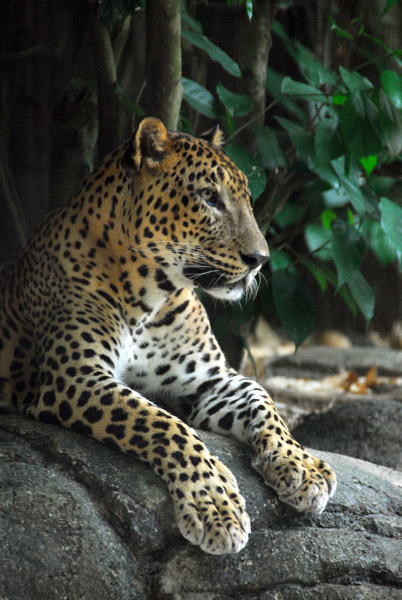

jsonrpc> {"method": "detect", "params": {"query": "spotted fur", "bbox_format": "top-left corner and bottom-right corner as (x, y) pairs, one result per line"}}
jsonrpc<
(0, 118), (336, 554)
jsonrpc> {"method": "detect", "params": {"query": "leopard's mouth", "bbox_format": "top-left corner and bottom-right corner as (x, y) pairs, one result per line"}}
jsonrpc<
(182, 264), (231, 290)
(182, 263), (252, 300)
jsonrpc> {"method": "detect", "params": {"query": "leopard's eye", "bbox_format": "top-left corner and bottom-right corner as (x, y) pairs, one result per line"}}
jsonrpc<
(199, 188), (224, 210)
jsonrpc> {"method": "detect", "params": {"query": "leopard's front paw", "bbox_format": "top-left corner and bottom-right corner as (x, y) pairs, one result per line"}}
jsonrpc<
(169, 453), (250, 554)
(251, 432), (337, 514)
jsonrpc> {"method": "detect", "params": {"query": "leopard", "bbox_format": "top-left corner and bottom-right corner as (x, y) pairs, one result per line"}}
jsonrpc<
(0, 117), (336, 554)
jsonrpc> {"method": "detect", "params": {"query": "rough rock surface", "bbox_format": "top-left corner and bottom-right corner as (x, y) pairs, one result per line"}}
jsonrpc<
(1, 415), (402, 600)
(269, 346), (402, 378)
(293, 399), (402, 471)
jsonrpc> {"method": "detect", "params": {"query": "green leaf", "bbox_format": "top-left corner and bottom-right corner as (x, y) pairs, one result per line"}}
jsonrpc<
(370, 219), (399, 264)
(321, 209), (337, 230)
(331, 219), (366, 288)
(256, 126), (287, 171)
(340, 92), (383, 158)
(316, 263), (358, 316)
(368, 175), (397, 196)
(272, 21), (336, 86)
(182, 77), (220, 119)
(178, 115), (192, 134)
(276, 116), (315, 161)
(380, 196), (402, 253)
(360, 155), (377, 176)
(380, 0), (400, 17)
(332, 94), (347, 106)
(314, 116), (344, 163)
(347, 270), (375, 323)
(181, 29), (241, 77)
(231, 298), (256, 326)
(281, 77), (329, 104)
(270, 249), (293, 272)
(275, 202), (305, 228)
(381, 70), (402, 110)
(329, 18), (354, 40)
(293, 44), (337, 86)
(181, 6), (203, 33)
(266, 68), (308, 123)
(378, 90), (402, 157)
(362, 183), (380, 215)
(244, 0), (253, 20)
(305, 223), (332, 261)
(225, 142), (266, 201)
(224, 110), (235, 135)
(216, 83), (252, 118)
(314, 164), (340, 190)
(339, 66), (373, 92)
(322, 187), (348, 208)
(299, 256), (328, 293)
(330, 156), (367, 215)
(271, 20), (291, 42)
(271, 270), (315, 348)
(362, 31), (402, 61)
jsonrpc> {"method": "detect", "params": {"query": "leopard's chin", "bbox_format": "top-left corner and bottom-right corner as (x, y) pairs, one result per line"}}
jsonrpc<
(204, 285), (245, 301)
(202, 272), (256, 301)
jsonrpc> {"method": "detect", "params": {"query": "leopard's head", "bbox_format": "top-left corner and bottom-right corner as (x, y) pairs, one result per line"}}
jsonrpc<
(122, 117), (269, 301)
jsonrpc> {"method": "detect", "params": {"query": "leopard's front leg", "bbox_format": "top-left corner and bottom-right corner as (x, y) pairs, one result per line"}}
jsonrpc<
(27, 374), (250, 555)
(145, 292), (336, 515)
(183, 373), (337, 514)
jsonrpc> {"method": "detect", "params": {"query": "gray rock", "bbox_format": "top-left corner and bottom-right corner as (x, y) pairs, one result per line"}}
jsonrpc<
(260, 347), (402, 415)
(1, 415), (402, 600)
(293, 398), (402, 471)
(269, 346), (402, 378)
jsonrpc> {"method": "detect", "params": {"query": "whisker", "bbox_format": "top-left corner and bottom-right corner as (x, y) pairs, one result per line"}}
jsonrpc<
(257, 270), (268, 288)
(120, 238), (261, 299)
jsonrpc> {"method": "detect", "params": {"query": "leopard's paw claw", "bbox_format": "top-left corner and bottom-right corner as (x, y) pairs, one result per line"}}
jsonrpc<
(170, 457), (250, 554)
(252, 433), (336, 514)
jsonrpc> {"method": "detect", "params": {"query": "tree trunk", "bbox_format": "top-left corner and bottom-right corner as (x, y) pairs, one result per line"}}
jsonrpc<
(145, 0), (182, 130)
(88, 0), (121, 158)
(0, 132), (27, 255)
(240, 0), (281, 124)
(49, 19), (99, 211)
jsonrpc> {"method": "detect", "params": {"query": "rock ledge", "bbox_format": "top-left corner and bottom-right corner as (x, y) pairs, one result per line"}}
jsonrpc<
(0, 416), (401, 600)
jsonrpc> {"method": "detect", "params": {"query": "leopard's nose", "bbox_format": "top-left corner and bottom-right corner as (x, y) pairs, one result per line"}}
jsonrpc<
(240, 251), (269, 269)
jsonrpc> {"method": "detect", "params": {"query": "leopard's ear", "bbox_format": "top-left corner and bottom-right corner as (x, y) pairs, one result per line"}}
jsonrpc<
(123, 117), (170, 171)
(201, 125), (225, 148)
